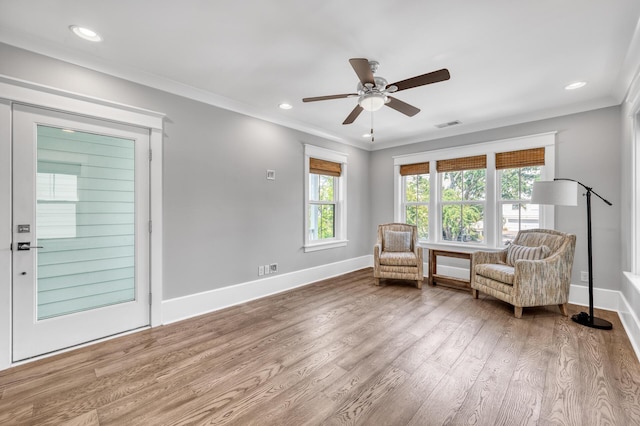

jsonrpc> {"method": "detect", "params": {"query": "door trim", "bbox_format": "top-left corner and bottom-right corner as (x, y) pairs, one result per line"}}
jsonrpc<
(0, 75), (164, 370)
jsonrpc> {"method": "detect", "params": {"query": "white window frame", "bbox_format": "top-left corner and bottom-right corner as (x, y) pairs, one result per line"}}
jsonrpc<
(393, 132), (556, 249)
(304, 144), (348, 252)
(401, 173), (430, 240)
(438, 168), (487, 244)
(626, 66), (640, 274)
(497, 165), (544, 244)
(632, 109), (640, 274)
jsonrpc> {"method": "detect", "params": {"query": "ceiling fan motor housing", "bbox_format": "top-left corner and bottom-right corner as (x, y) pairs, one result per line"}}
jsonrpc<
(357, 75), (391, 110)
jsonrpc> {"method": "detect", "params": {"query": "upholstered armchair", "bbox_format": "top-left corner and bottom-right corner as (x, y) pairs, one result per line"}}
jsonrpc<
(471, 229), (576, 318)
(374, 223), (423, 288)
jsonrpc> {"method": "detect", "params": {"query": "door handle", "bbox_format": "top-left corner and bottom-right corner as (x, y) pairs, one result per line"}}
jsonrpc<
(16, 242), (44, 251)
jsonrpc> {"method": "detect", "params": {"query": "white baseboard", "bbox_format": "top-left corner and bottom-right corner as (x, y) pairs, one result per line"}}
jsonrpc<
(162, 255), (373, 325)
(619, 293), (640, 363)
(621, 272), (640, 362)
(568, 284), (622, 312)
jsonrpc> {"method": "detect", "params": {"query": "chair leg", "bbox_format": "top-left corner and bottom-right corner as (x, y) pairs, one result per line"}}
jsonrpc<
(514, 306), (523, 319)
(472, 289), (479, 299)
(374, 278), (380, 286)
(416, 279), (422, 289)
(559, 303), (568, 317)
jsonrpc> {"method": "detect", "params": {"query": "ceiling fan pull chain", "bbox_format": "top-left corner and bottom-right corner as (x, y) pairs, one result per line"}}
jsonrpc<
(371, 110), (374, 143)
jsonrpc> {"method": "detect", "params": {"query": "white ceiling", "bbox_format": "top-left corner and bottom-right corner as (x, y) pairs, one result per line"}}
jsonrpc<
(1, 1), (640, 150)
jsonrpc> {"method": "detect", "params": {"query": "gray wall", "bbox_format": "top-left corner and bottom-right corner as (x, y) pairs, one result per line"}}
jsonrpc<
(0, 41), (624, 297)
(370, 106), (622, 291)
(0, 43), (372, 299)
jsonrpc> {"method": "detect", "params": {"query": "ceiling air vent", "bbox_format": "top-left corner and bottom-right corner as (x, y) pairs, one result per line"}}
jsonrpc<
(435, 120), (461, 129)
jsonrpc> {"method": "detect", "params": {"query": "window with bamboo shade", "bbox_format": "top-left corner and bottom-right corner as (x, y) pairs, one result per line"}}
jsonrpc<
(394, 133), (554, 247)
(497, 148), (545, 244)
(304, 144), (348, 252)
(400, 162), (430, 240)
(437, 155), (487, 243)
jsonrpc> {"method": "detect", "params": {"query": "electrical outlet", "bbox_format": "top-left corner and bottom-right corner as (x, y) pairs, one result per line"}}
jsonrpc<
(258, 265), (264, 276)
(270, 263), (278, 274)
(264, 264), (270, 275)
(581, 271), (589, 282)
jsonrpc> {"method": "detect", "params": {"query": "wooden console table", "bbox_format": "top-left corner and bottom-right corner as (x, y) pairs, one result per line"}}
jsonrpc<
(428, 249), (473, 291)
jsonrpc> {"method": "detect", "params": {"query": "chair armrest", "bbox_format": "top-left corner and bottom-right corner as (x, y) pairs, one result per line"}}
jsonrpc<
(512, 252), (571, 306)
(473, 249), (507, 265)
(374, 243), (381, 261)
(414, 245), (423, 262)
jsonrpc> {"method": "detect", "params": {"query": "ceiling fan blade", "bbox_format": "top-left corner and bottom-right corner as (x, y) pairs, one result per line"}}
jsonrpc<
(388, 68), (450, 92)
(343, 105), (364, 125)
(386, 96), (420, 117)
(302, 93), (357, 102)
(349, 58), (375, 85)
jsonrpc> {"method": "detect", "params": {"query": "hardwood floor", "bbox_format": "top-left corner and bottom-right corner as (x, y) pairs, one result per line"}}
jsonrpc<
(1, 268), (639, 425)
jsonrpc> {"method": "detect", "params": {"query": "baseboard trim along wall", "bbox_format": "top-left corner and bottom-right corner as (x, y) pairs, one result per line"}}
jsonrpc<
(621, 272), (640, 362)
(162, 255), (373, 325)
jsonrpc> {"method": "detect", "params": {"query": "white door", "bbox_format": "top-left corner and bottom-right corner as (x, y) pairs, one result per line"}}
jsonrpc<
(12, 104), (150, 361)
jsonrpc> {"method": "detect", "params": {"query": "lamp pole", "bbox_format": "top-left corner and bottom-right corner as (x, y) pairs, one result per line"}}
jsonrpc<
(555, 178), (613, 330)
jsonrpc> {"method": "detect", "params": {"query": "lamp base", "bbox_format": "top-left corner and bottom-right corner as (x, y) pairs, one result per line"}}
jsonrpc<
(571, 312), (612, 330)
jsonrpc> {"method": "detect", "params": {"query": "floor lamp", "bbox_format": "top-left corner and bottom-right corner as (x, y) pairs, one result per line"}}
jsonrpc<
(531, 178), (613, 330)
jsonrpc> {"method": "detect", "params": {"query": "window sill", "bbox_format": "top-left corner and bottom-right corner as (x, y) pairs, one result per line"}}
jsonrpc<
(623, 271), (640, 293)
(304, 239), (348, 252)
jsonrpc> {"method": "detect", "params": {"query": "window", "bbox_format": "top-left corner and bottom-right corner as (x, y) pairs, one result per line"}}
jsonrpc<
(37, 161), (81, 239)
(394, 132), (555, 248)
(401, 162), (429, 240)
(308, 168), (336, 240)
(438, 155), (486, 243)
(497, 147), (545, 244)
(304, 145), (347, 252)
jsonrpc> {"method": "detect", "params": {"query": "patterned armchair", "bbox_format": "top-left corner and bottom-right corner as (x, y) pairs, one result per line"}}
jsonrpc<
(471, 229), (576, 318)
(374, 223), (423, 288)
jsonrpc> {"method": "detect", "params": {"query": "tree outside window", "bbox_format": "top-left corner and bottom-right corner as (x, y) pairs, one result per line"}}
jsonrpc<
(308, 173), (335, 240)
(403, 174), (429, 240)
(499, 166), (541, 244)
(441, 169), (486, 243)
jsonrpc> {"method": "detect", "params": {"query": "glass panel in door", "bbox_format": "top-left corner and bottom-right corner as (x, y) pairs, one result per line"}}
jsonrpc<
(36, 125), (136, 319)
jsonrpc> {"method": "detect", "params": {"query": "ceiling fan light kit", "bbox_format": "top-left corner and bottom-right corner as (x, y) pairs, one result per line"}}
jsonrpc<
(302, 58), (450, 131)
(359, 93), (387, 111)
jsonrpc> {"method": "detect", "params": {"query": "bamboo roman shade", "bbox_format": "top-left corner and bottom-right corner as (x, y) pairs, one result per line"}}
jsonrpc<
(399, 162), (429, 176)
(309, 158), (342, 177)
(495, 147), (545, 170)
(436, 155), (486, 172)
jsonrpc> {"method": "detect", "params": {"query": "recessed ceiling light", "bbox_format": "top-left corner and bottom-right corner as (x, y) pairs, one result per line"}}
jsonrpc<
(278, 103), (292, 110)
(362, 133), (372, 138)
(69, 25), (102, 42)
(564, 81), (587, 90)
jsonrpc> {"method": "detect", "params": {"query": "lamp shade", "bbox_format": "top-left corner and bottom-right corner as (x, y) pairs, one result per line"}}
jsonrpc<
(531, 180), (578, 206)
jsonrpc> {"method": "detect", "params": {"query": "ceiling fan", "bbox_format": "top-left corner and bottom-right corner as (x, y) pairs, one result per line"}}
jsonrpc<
(302, 58), (450, 125)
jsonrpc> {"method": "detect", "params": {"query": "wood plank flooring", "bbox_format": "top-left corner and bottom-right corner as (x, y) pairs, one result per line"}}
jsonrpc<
(1, 268), (639, 425)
